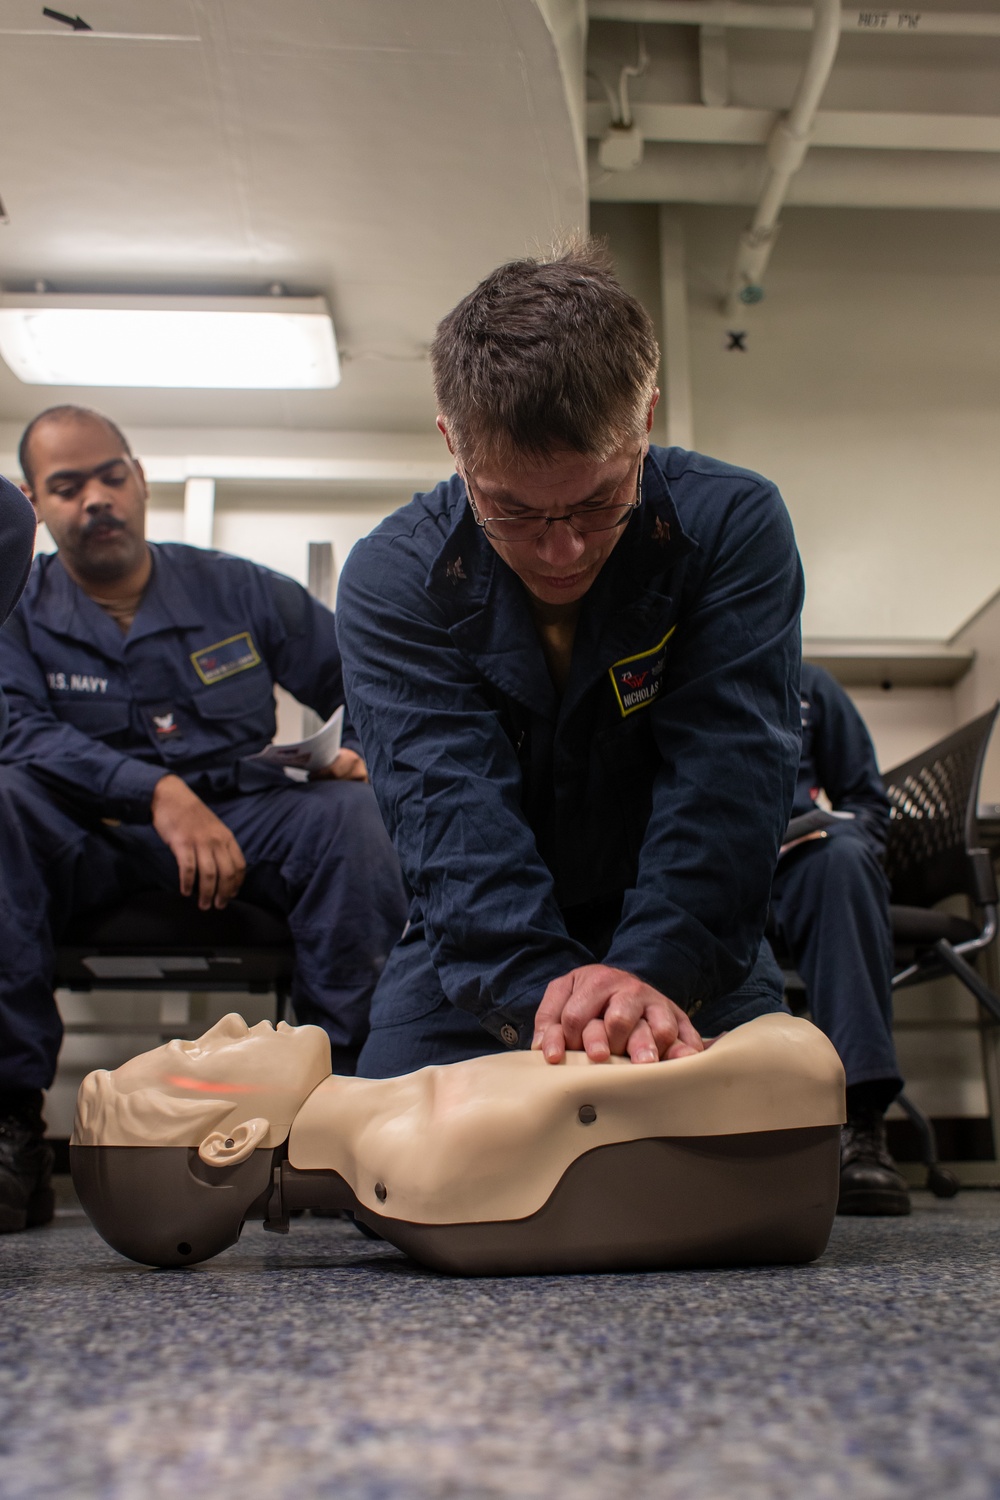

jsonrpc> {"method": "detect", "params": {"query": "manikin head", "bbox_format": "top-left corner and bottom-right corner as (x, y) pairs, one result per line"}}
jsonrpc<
(18, 405), (149, 589)
(431, 240), (661, 608)
(71, 1016), (331, 1267)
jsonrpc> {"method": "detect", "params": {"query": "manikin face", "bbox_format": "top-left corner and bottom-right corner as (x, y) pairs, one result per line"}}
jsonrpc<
(111, 1014), (332, 1114)
(442, 395), (658, 609)
(23, 414), (149, 586)
(73, 1016), (332, 1166)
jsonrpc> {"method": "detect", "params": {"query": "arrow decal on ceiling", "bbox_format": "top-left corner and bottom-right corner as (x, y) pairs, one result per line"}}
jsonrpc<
(42, 7), (92, 30)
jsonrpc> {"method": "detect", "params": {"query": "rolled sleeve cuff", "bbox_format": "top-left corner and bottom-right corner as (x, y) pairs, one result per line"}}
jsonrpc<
(602, 934), (712, 1013)
(105, 759), (168, 820)
(479, 988), (544, 1050)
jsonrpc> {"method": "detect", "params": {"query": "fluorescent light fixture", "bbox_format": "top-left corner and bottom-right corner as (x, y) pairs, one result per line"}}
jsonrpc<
(0, 293), (340, 389)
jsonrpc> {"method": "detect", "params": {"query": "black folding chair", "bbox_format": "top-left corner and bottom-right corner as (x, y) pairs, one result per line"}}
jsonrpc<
(881, 704), (1000, 1193)
(55, 890), (294, 1034)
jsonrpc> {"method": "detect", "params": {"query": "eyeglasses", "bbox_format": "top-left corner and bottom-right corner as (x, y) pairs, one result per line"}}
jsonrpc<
(464, 452), (643, 543)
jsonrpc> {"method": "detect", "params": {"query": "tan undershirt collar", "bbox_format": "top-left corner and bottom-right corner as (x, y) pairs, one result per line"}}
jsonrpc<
(78, 547), (153, 635)
(528, 596), (581, 695)
(85, 587), (146, 635)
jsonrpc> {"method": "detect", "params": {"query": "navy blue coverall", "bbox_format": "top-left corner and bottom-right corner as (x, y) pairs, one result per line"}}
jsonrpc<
(0, 541), (407, 1092)
(337, 444), (805, 1077)
(770, 662), (901, 1098)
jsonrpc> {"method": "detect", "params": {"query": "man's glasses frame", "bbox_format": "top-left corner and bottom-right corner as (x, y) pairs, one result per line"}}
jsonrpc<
(464, 450), (644, 543)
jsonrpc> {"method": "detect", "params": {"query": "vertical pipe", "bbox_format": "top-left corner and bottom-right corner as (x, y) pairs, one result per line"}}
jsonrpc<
(307, 540), (336, 607)
(723, 0), (842, 316)
(301, 541), (337, 737)
(183, 476), (215, 549)
(658, 205), (694, 451)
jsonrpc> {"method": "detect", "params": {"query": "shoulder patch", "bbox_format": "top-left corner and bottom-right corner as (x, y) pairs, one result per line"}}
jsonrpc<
(190, 632), (261, 685)
(609, 627), (676, 716)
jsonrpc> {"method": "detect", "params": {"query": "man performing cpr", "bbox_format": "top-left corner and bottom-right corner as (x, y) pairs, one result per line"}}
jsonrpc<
(336, 241), (805, 1077)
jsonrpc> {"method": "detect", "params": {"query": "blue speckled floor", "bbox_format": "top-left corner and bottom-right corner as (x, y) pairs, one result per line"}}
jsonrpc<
(2, 1186), (999, 1500)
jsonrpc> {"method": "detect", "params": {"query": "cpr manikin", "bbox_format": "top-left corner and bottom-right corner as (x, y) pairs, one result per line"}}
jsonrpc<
(71, 1013), (845, 1274)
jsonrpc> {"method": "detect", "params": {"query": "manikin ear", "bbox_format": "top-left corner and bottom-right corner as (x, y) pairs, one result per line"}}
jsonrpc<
(198, 1117), (270, 1166)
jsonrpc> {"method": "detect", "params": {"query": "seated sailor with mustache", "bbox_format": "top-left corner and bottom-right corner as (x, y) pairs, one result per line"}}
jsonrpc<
(0, 405), (407, 1235)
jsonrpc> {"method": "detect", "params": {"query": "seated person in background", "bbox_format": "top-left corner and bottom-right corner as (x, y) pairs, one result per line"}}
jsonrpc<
(0, 475), (39, 1234)
(336, 241), (804, 1079)
(770, 661), (908, 1216)
(0, 477), (37, 738)
(0, 405), (407, 1235)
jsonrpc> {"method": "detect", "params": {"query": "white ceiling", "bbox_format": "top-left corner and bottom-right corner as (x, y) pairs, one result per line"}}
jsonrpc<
(0, 0), (587, 433)
(587, 6), (1000, 205)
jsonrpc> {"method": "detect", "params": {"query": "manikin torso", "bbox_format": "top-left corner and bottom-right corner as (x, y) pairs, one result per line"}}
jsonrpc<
(287, 1016), (845, 1225)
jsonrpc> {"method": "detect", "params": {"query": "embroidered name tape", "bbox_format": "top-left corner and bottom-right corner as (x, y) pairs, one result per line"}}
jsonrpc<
(190, 632), (261, 686)
(609, 627), (676, 716)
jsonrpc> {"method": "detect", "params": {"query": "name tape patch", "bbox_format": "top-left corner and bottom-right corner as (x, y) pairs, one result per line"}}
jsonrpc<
(190, 632), (261, 686)
(609, 627), (676, 716)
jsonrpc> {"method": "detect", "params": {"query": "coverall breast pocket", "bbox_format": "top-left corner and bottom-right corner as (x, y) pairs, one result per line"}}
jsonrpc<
(190, 670), (276, 750)
(53, 697), (132, 743)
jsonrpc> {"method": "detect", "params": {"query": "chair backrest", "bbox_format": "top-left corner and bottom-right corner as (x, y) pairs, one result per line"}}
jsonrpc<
(882, 704), (1000, 908)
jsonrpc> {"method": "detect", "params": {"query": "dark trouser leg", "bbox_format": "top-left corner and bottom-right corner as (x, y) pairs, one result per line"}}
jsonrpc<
(771, 831), (907, 1214)
(770, 830), (901, 1096)
(0, 768), (178, 1093)
(0, 767), (127, 1093)
(357, 921), (507, 1078)
(0, 767), (171, 1232)
(0, 772), (64, 1093)
(213, 781), (407, 1062)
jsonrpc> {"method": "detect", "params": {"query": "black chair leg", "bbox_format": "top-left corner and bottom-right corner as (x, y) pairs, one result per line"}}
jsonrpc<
(933, 939), (1000, 1024)
(897, 1090), (960, 1199)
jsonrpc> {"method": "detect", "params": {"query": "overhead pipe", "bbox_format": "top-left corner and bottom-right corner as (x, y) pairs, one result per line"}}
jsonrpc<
(589, 143), (1000, 210)
(586, 103), (1000, 153)
(589, 1), (1000, 37)
(723, 0), (841, 316)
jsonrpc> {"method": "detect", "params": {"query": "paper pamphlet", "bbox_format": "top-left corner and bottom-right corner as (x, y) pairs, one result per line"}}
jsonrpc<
(251, 705), (344, 773)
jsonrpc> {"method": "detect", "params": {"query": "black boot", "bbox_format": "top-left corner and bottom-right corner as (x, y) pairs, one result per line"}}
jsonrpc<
(838, 1103), (911, 1216)
(0, 1091), (55, 1234)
